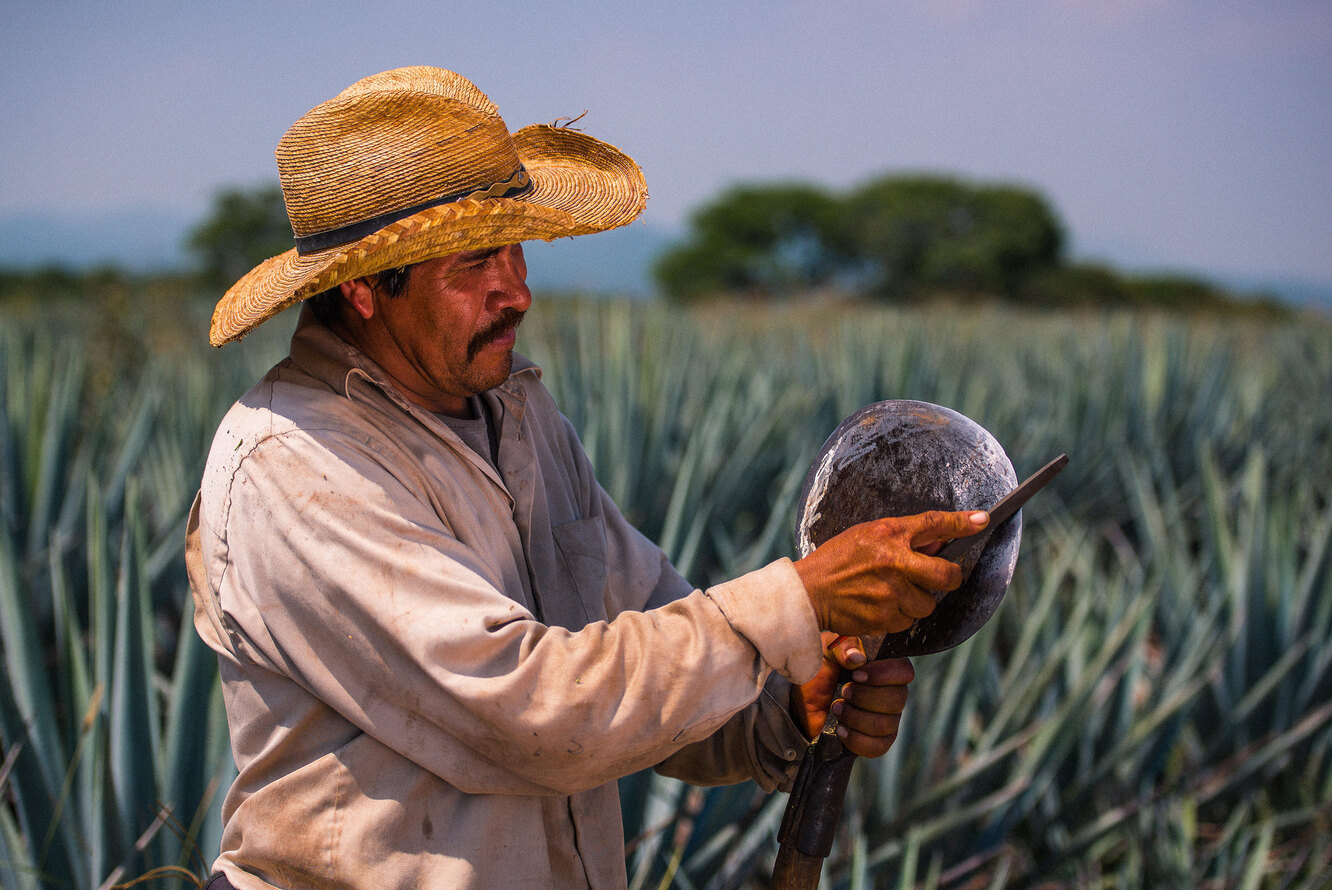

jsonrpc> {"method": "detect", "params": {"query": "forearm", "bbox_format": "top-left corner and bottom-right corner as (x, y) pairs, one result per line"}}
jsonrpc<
(653, 673), (810, 793)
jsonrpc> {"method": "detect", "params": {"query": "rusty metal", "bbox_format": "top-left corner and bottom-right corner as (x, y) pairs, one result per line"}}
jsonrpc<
(876, 451), (1067, 658)
(774, 400), (1067, 889)
(796, 399), (1023, 660)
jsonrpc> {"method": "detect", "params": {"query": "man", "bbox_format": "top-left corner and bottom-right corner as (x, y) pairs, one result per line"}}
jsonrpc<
(187, 66), (988, 889)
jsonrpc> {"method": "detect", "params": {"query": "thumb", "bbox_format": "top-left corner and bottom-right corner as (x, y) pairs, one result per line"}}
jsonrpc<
(827, 634), (867, 670)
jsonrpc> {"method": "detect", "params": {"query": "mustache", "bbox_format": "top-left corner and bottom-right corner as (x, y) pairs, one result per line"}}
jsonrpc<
(467, 307), (525, 360)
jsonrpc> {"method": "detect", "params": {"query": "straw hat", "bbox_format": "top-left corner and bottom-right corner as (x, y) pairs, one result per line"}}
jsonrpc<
(209, 66), (648, 346)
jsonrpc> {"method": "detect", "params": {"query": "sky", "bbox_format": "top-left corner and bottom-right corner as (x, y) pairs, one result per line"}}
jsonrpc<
(3, 0), (1330, 297)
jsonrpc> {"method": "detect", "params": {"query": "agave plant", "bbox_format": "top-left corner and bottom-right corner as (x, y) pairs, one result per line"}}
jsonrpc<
(0, 313), (268, 889)
(2, 294), (1330, 889)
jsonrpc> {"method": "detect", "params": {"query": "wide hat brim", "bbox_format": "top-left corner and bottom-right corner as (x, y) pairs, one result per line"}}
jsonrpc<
(209, 124), (647, 347)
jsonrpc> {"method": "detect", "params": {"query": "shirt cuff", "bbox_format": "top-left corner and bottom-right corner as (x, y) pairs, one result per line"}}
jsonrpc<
(705, 558), (822, 685)
(754, 675), (816, 792)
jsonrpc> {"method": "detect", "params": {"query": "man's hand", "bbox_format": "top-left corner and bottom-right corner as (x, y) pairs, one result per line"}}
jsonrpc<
(790, 633), (915, 758)
(793, 510), (989, 638)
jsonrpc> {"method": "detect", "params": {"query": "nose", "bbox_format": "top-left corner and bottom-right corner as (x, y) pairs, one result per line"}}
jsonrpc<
(487, 243), (532, 313)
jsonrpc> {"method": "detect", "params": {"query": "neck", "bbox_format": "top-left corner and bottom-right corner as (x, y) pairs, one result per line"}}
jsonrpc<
(327, 313), (472, 417)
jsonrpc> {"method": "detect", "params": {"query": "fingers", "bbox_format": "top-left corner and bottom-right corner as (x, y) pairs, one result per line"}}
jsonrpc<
(795, 508), (989, 639)
(896, 581), (937, 619)
(835, 711), (902, 758)
(883, 613), (914, 635)
(891, 509), (988, 591)
(887, 579), (935, 628)
(832, 656), (914, 758)
(850, 655), (916, 687)
(908, 509), (990, 548)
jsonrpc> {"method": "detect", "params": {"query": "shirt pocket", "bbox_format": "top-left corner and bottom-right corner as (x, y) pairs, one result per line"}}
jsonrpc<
(551, 516), (609, 625)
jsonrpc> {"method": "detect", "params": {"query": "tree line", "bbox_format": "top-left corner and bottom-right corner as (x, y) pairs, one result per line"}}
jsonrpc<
(1, 178), (1285, 314)
(653, 174), (1273, 311)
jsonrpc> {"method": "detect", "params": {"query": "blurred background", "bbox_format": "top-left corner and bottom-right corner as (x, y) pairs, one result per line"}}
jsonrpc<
(2, 0), (1330, 306)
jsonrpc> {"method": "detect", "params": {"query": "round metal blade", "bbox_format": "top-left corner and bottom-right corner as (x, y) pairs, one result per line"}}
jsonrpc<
(796, 400), (1021, 656)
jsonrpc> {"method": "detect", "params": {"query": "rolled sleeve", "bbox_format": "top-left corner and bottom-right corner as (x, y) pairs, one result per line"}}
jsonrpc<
(704, 558), (822, 685)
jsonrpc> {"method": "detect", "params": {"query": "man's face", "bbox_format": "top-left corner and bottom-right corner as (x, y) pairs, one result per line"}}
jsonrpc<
(344, 243), (532, 416)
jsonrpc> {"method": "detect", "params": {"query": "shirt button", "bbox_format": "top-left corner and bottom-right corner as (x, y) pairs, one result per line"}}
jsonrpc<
(784, 748), (798, 761)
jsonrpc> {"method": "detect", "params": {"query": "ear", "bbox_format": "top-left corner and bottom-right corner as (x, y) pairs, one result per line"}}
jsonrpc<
(339, 278), (377, 320)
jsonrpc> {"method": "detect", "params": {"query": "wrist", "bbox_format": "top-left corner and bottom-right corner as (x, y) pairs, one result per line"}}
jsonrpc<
(792, 555), (830, 631)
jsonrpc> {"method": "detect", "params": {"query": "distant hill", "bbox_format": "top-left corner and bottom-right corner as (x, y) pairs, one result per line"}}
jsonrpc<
(0, 208), (194, 272)
(1214, 273), (1332, 312)
(522, 222), (674, 298)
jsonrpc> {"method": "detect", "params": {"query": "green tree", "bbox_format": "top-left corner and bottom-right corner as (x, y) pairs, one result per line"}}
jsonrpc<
(654, 175), (1066, 303)
(654, 183), (848, 300)
(186, 184), (292, 291)
(839, 175), (1065, 300)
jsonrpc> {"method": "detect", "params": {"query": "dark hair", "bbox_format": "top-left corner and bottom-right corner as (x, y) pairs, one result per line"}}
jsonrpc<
(308, 264), (414, 326)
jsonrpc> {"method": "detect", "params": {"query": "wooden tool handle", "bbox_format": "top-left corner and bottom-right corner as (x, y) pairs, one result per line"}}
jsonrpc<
(772, 842), (828, 890)
(773, 725), (860, 887)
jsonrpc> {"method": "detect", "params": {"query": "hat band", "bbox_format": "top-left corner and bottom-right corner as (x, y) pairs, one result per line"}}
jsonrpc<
(293, 166), (534, 255)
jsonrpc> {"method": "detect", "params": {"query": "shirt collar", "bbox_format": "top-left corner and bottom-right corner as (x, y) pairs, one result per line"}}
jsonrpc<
(287, 303), (541, 425)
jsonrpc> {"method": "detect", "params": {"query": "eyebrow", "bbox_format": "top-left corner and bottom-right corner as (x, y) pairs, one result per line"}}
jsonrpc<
(456, 247), (502, 263)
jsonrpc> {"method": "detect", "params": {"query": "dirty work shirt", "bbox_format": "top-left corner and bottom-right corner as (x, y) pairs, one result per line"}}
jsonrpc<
(186, 306), (822, 890)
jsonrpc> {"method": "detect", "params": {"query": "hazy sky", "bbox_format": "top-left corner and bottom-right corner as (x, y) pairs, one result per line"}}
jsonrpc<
(4, 0), (1330, 285)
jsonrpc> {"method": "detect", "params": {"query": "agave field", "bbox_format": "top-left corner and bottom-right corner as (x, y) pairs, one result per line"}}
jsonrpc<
(1, 295), (1330, 889)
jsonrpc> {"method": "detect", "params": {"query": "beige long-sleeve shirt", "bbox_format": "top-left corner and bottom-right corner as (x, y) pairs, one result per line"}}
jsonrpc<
(186, 307), (822, 889)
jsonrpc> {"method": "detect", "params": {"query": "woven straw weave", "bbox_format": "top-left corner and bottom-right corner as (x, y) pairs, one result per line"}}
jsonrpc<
(210, 67), (647, 346)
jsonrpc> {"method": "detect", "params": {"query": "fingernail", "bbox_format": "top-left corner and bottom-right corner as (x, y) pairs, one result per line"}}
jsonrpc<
(831, 700), (844, 717)
(852, 670), (868, 683)
(836, 725), (848, 739)
(847, 648), (866, 666)
(971, 511), (989, 524)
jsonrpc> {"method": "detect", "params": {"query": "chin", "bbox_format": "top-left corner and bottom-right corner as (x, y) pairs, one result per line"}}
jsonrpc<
(463, 351), (514, 395)
(495, 353), (514, 383)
